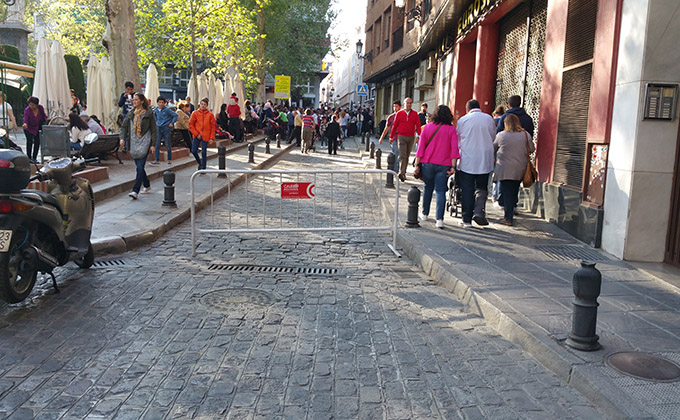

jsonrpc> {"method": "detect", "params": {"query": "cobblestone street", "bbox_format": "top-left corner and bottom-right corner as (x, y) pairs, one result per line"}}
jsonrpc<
(0, 149), (603, 419)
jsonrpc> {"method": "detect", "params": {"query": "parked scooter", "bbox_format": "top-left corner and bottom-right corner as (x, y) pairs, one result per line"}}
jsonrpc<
(0, 134), (96, 303)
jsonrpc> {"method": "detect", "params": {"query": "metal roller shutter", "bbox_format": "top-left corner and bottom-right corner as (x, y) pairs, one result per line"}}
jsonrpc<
(552, 0), (598, 189)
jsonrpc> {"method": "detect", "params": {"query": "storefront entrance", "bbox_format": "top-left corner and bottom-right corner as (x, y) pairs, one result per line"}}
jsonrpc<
(666, 125), (680, 267)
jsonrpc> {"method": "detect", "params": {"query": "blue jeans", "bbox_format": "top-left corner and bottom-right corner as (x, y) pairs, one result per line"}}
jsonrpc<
(155, 125), (172, 162)
(421, 163), (450, 220)
(499, 180), (521, 222)
(390, 140), (400, 173)
(191, 137), (208, 169)
(133, 156), (150, 193)
(458, 171), (490, 223)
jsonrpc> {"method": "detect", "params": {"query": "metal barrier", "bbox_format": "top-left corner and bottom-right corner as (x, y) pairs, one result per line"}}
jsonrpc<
(190, 169), (401, 257)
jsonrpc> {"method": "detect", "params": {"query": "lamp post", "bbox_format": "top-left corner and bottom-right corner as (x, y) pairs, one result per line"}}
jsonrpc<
(395, 0), (423, 23)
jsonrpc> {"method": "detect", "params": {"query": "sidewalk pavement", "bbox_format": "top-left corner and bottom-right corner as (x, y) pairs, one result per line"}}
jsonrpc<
(91, 137), (295, 256)
(356, 135), (680, 420)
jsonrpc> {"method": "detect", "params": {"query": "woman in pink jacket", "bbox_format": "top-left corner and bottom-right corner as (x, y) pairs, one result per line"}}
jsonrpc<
(413, 105), (460, 229)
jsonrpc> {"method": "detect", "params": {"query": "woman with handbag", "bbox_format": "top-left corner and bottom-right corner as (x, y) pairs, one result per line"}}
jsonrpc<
(493, 113), (535, 226)
(119, 93), (157, 199)
(413, 105), (460, 229)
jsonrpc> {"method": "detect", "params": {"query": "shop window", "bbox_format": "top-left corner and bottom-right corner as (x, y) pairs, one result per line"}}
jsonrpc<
(383, 86), (392, 113)
(406, 77), (415, 100)
(393, 82), (402, 102)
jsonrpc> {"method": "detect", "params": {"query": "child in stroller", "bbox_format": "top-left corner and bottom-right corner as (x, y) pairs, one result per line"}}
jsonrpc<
(266, 117), (286, 142)
(446, 170), (462, 218)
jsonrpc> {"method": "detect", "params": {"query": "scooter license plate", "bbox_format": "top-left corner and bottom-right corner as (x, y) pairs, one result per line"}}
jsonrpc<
(0, 230), (11, 252)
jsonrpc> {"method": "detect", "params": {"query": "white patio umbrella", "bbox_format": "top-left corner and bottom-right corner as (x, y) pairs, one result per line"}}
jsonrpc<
(50, 40), (72, 117)
(198, 72), (208, 104)
(98, 56), (116, 129)
(187, 73), (196, 103)
(86, 55), (103, 120)
(207, 73), (216, 106)
(223, 71), (234, 100)
(233, 71), (247, 119)
(144, 64), (160, 107)
(213, 79), (224, 115)
(32, 39), (53, 112)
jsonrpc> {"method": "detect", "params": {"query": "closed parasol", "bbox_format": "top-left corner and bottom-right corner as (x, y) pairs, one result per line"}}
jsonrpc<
(144, 64), (160, 106)
(50, 40), (72, 117)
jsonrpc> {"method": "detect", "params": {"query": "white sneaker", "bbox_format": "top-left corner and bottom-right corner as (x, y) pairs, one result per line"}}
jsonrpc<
(492, 200), (500, 208)
(128, 191), (138, 199)
(419, 213), (428, 222)
(459, 221), (472, 228)
(141, 186), (151, 194)
(436, 220), (444, 229)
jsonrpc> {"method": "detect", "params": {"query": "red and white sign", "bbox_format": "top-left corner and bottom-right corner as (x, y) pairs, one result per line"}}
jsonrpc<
(281, 182), (315, 199)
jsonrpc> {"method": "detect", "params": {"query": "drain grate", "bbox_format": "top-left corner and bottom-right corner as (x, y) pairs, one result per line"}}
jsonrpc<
(91, 259), (130, 268)
(208, 264), (339, 275)
(535, 245), (608, 261)
(200, 288), (277, 312)
(606, 351), (680, 382)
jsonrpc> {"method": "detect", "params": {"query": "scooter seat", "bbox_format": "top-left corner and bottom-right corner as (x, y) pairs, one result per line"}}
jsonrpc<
(20, 189), (64, 217)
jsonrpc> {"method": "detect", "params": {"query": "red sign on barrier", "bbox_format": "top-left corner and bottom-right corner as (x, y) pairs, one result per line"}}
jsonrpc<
(281, 182), (315, 199)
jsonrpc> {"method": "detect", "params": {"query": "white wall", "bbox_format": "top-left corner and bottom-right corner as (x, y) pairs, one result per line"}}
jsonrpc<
(602, 0), (680, 261)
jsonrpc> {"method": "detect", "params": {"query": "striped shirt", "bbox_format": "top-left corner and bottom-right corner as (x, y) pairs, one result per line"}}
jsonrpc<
(302, 115), (315, 129)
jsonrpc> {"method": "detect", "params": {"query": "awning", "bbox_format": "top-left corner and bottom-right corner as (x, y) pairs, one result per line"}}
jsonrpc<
(0, 60), (35, 88)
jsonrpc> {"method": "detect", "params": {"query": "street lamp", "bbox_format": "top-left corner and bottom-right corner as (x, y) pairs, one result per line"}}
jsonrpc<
(355, 39), (372, 63)
(395, 0), (423, 23)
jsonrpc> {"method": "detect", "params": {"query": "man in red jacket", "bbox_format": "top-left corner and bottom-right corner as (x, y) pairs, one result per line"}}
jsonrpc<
(227, 93), (242, 142)
(389, 97), (421, 181)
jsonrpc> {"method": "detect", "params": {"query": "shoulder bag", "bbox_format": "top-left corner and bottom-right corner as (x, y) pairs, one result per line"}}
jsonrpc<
(414, 123), (443, 180)
(522, 131), (538, 187)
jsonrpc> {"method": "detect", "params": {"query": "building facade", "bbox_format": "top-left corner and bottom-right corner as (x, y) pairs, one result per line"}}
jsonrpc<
(363, 0), (680, 264)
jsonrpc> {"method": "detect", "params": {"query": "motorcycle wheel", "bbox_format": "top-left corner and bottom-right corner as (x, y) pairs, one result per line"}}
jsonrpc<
(0, 233), (38, 304)
(75, 243), (94, 269)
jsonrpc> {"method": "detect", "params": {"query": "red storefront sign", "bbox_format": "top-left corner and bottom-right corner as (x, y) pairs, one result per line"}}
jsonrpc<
(281, 182), (315, 199)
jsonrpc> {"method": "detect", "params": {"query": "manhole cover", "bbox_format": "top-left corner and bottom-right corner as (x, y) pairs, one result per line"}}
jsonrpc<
(605, 351), (680, 382)
(199, 288), (277, 312)
(535, 245), (608, 261)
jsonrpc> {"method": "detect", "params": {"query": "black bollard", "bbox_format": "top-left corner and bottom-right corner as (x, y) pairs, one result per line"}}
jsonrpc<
(375, 149), (382, 169)
(265, 137), (271, 154)
(365, 134), (370, 152)
(385, 152), (395, 189)
(217, 144), (226, 178)
(248, 143), (255, 163)
(361, 132), (365, 144)
(276, 134), (281, 148)
(566, 261), (602, 351)
(162, 170), (177, 208)
(405, 186), (420, 228)
(370, 142), (375, 159)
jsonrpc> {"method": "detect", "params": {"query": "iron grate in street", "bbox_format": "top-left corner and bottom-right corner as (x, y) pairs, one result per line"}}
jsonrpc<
(534, 245), (608, 261)
(91, 259), (130, 268)
(208, 263), (339, 275)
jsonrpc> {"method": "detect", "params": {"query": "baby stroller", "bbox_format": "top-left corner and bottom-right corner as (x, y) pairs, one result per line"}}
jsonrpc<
(446, 170), (462, 218)
(266, 118), (286, 143)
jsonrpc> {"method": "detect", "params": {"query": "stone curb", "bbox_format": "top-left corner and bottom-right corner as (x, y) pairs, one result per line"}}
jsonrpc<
(355, 143), (652, 420)
(92, 143), (295, 256)
(93, 138), (265, 203)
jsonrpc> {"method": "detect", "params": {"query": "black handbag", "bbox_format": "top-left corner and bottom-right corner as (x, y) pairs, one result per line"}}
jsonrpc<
(413, 124), (443, 180)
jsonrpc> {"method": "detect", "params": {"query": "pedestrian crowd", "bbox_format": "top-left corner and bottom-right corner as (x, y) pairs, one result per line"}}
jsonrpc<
(385, 94), (535, 229)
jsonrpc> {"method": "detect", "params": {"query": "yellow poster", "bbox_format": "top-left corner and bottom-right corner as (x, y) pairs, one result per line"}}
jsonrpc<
(275, 75), (291, 99)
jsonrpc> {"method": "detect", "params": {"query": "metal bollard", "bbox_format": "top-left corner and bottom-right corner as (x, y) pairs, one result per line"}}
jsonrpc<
(566, 261), (602, 351)
(385, 152), (395, 189)
(248, 143), (255, 163)
(276, 134), (281, 148)
(405, 186), (420, 228)
(365, 134), (370, 152)
(361, 131), (365, 144)
(162, 170), (177, 208)
(265, 137), (271, 154)
(217, 144), (226, 178)
(375, 149), (382, 169)
(370, 142), (375, 159)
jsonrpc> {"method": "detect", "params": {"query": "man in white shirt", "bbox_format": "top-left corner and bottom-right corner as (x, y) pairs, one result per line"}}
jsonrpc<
(456, 99), (496, 227)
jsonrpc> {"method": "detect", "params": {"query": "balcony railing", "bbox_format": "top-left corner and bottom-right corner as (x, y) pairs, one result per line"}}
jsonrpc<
(392, 26), (404, 53)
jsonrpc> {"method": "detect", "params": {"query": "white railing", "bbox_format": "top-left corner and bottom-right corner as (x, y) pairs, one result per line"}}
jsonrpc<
(190, 169), (401, 257)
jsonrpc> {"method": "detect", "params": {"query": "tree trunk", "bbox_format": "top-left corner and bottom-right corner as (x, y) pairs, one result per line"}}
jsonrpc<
(255, 6), (266, 104)
(103, 0), (140, 99)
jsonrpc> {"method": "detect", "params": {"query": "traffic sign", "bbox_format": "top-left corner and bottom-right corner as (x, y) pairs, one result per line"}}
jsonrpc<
(281, 182), (315, 199)
(357, 84), (369, 96)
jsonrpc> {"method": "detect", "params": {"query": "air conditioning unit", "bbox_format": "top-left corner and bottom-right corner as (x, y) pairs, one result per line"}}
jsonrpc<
(427, 52), (437, 71)
(414, 61), (434, 89)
